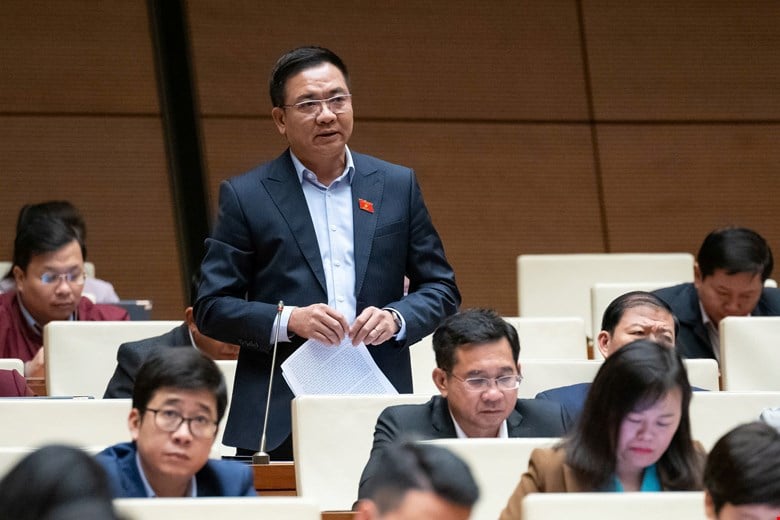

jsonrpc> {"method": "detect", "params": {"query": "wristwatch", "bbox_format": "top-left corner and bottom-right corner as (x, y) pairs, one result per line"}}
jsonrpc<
(387, 308), (402, 335)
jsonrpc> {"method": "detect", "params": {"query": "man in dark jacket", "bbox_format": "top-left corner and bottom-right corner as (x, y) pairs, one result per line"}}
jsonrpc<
(654, 227), (780, 361)
(358, 309), (567, 499)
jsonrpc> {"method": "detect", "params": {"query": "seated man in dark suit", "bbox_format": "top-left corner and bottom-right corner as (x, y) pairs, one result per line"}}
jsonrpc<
(654, 227), (780, 361)
(103, 285), (239, 398)
(536, 291), (676, 426)
(355, 442), (478, 520)
(358, 308), (568, 499)
(95, 348), (255, 498)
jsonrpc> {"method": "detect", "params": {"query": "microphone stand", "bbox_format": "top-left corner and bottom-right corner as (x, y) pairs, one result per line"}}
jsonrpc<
(253, 300), (283, 465)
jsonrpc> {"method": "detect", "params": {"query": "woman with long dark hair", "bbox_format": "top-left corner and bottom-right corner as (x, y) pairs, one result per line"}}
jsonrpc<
(499, 339), (705, 520)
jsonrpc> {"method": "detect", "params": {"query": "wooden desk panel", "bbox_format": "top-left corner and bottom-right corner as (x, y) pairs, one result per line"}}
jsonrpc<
(253, 463), (296, 495)
(252, 465), (356, 518)
(27, 378), (46, 397)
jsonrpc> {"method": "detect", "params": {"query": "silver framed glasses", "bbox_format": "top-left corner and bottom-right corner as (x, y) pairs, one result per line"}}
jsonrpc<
(145, 408), (218, 438)
(39, 271), (86, 286)
(281, 94), (352, 116)
(449, 373), (523, 392)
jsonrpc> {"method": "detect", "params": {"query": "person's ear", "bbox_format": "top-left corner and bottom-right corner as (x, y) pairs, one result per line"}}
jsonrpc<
(432, 368), (449, 397)
(703, 491), (717, 520)
(128, 408), (142, 442)
(694, 262), (703, 289)
(184, 307), (197, 333)
(271, 107), (287, 136)
(354, 499), (379, 520)
(597, 330), (611, 358)
(12, 266), (25, 291)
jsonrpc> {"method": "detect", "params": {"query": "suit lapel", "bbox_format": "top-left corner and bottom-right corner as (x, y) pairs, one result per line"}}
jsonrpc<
(506, 405), (524, 435)
(431, 396), (457, 436)
(262, 152), (327, 294)
(351, 154), (383, 299)
(120, 446), (148, 497)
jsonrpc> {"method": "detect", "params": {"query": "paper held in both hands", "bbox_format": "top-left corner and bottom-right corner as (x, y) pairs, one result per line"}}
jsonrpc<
(281, 336), (398, 395)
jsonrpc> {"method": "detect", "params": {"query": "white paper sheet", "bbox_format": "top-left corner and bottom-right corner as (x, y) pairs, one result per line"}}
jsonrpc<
(281, 336), (398, 396)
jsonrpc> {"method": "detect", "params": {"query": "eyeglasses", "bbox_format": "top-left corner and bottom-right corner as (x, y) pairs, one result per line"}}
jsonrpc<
(449, 373), (523, 392)
(145, 408), (218, 439)
(39, 271), (86, 286)
(281, 94), (352, 116)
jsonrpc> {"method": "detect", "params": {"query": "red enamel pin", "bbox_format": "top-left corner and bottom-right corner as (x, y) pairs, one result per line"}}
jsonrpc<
(359, 199), (374, 213)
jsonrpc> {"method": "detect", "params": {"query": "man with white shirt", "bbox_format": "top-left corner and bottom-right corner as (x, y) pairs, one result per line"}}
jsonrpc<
(357, 309), (567, 499)
(194, 46), (459, 460)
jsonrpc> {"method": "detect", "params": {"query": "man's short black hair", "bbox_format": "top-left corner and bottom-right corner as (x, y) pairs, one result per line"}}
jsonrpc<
(269, 46), (350, 107)
(16, 201), (89, 260)
(132, 348), (228, 422)
(433, 308), (519, 373)
(12, 216), (84, 272)
(697, 227), (773, 281)
(359, 442), (478, 514)
(601, 291), (678, 336)
(704, 421), (780, 514)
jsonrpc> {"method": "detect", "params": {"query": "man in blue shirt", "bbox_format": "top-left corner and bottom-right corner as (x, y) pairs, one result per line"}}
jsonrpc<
(194, 46), (459, 459)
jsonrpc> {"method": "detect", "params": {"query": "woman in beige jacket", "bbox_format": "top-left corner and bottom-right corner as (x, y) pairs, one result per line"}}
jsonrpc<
(499, 339), (705, 520)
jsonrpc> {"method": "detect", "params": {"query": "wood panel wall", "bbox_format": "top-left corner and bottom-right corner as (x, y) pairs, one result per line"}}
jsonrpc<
(0, 1), (184, 319)
(3, 1), (778, 318)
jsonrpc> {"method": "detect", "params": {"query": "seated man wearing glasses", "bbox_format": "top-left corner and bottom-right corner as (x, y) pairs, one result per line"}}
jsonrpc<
(357, 308), (568, 499)
(96, 348), (255, 498)
(0, 215), (127, 378)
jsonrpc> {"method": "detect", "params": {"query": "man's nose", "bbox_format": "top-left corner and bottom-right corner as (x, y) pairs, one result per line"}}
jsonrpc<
(53, 278), (73, 295)
(724, 297), (742, 315)
(481, 385), (503, 401)
(316, 102), (337, 122)
(171, 420), (194, 442)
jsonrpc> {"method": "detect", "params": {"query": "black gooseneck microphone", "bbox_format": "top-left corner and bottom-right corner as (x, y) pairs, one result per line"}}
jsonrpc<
(253, 300), (284, 465)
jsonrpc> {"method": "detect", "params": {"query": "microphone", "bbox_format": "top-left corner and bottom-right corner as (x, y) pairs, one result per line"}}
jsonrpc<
(253, 300), (284, 465)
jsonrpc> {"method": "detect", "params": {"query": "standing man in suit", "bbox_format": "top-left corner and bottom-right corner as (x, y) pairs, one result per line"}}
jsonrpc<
(194, 46), (460, 460)
(654, 227), (780, 361)
(358, 309), (568, 499)
(95, 348), (255, 498)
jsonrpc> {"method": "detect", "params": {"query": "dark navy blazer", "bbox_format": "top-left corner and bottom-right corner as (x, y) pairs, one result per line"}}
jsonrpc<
(194, 150), (460, 452)
(95, 442), (255, 498)
(357, 395), (568, 499)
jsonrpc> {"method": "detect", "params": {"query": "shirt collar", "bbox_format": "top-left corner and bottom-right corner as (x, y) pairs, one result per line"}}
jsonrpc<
(450, 411), (509, 439)
(16, 293), (76, 335)
(289, 146), (354, 187)
(135, 451), (197, 497)
(698, 300), (714, 326)
(186, 326), (199, 350)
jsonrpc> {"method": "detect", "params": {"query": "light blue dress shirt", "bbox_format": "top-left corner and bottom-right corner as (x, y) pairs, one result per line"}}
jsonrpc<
(272, 147), (406, 343)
